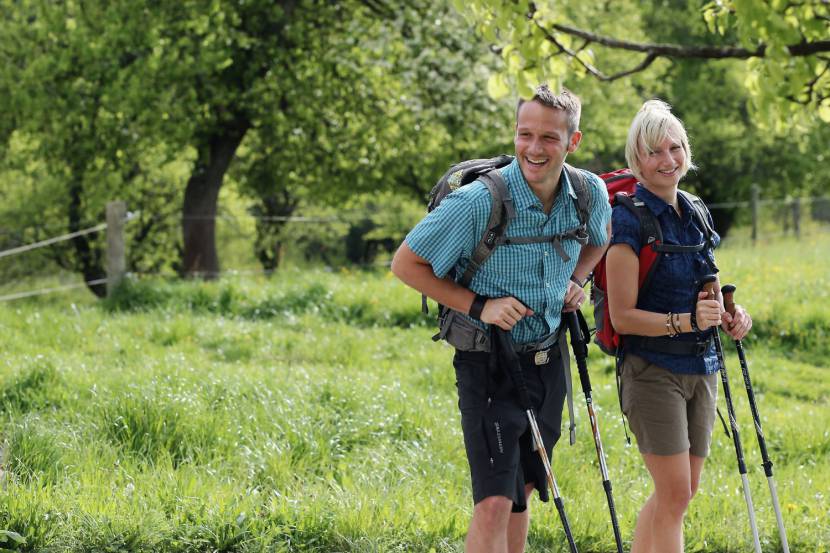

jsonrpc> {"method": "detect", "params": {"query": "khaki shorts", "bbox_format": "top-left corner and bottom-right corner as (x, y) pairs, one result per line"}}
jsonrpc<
(620, 353), (718, 457)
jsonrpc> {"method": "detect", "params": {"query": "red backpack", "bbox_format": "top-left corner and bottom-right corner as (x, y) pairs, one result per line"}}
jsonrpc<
(591, 169), (717, 356)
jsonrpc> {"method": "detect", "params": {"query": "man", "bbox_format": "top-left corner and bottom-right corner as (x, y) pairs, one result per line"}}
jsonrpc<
(391, 85), (611, 553)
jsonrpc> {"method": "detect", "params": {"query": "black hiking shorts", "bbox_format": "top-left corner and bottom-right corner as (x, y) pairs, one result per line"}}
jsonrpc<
(453, 347), (567, 513)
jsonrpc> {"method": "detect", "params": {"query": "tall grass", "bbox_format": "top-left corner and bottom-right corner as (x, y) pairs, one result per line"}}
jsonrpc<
(0, 235), (827, 551)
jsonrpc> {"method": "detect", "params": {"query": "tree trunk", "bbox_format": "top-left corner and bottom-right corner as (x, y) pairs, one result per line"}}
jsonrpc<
(181, 118), (250, 278)
(252, 188), (298, 273)
(68, 179), (107, 297)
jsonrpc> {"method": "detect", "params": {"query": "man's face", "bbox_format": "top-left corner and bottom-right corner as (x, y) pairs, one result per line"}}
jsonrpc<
(514, 100), (582, 189)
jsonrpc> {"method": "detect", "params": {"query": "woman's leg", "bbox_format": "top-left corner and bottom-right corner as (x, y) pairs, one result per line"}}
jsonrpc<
(631, 451), (695, 553)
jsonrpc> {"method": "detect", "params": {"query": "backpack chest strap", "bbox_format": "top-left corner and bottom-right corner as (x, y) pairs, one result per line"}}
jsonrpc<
(652, 242), (707, 253)
(496, 225), (589, 262)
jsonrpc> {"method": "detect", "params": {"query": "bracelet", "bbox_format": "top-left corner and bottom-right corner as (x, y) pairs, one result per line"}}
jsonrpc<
(690, 309), (702, 333)
(570, 274), (587, 288)
(469, 294), (488, 321)
(671, 312), (682, 335)
(665, 312), (675, 337)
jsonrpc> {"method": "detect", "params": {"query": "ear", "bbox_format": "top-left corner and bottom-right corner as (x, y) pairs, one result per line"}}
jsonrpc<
(567, 130), (582, 153)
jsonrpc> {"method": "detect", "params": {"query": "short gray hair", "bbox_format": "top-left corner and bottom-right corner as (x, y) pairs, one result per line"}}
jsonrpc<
(516, 85), (582, 135)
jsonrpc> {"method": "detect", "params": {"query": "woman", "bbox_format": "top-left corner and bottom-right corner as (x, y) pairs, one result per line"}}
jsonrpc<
(605, 100), (752, 553)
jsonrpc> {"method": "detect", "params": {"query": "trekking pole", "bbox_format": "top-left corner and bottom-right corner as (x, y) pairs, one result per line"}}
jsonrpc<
(722, 284), (790, 553)
(700, 275), (762, 553)
(565, 311), (624, 553)
(494, 328), (578, 553)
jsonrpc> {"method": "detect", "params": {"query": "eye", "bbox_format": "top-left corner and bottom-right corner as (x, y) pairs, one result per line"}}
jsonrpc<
(670, 145), (682, 151)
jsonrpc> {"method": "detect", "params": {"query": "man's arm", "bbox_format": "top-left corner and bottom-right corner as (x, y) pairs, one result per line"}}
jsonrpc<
(572, 222), (611, 283)
(391, 242), (533, 330)
(391, 242), (476, 314)
(562, 222), (610, 311)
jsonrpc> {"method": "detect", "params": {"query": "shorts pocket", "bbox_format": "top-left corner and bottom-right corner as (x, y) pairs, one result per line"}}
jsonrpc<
(621, 353), (650, 381)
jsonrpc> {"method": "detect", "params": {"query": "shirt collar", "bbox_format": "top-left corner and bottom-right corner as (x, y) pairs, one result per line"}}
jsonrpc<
(635, 183), (695, 225)
(503, 158), (576, 211)
(635, 183), (673, 217)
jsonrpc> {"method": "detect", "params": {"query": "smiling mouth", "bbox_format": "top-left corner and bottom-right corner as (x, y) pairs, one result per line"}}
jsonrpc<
(525, 156), (549, 167)
(658, 167), (678, 175)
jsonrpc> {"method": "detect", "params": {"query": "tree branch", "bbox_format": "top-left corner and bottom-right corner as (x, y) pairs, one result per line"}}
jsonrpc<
(532, 19), (658, 81)
(549, 23), (830, 59)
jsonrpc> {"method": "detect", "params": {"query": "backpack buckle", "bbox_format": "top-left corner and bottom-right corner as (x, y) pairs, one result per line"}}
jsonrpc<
(484, 230), (497, 246)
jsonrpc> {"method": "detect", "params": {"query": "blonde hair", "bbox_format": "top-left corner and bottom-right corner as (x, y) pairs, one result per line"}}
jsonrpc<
(625, 99), (695, 181)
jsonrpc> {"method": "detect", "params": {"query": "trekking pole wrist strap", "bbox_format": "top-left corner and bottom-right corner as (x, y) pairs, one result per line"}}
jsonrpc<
(469, 294), (488, 321)
(690, 309), (702, 333)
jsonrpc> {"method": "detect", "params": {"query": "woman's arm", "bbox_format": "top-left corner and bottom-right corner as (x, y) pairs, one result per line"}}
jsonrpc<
(605, 244), (721, 336)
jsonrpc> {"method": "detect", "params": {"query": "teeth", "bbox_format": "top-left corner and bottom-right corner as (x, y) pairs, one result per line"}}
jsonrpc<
(527, 157), (548, 164)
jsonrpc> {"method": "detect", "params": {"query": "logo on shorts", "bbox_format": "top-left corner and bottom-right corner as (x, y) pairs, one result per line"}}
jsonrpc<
(494, 421), (504, 454)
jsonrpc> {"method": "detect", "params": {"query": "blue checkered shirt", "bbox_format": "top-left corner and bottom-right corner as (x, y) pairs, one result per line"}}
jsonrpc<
(406, 158), (611, 345)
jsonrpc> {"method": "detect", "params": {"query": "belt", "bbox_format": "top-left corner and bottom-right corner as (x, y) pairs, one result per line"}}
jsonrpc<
(626, 335), (713, 356)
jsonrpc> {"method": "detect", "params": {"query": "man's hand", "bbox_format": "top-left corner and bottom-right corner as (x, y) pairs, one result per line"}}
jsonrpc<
(480, 297), (534, 330)
(562, 280), (586, 313)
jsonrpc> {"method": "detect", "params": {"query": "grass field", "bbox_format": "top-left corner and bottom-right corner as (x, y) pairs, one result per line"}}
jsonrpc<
(0, 233), (828, 552)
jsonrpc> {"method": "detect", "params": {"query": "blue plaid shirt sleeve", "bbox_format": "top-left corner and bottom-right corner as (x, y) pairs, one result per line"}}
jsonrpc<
(404, 184), (489, 279)
(585, 174), (612, 246)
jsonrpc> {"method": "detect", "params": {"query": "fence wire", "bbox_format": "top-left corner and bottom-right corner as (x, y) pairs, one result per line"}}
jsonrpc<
(1, 195), (828, 303)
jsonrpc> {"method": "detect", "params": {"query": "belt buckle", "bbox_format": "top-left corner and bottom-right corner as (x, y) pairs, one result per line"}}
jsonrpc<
(533, 348), (550, 365)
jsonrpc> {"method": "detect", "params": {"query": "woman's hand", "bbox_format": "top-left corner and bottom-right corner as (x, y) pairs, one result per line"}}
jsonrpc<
(695, 291), (722, 331)
(722, 304), (752, 340)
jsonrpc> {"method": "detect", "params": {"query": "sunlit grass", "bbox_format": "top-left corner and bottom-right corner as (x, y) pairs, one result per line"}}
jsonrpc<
(0, 234), (827, 551)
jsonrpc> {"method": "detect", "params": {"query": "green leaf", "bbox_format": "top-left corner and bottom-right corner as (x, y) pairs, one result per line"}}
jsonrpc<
(0, 530), (25, 544)
(487, 73), (511, 99)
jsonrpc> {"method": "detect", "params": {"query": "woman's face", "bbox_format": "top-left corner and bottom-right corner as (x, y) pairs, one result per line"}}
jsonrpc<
(638, 134), (686, 191)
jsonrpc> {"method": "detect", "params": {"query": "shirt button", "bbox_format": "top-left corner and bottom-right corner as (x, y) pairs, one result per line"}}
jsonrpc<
(545, 283), (550, 287)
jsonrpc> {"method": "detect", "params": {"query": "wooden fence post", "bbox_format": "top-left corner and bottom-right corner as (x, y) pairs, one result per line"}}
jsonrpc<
(751, 184), (760, 243)
(106, 201), (126, 297)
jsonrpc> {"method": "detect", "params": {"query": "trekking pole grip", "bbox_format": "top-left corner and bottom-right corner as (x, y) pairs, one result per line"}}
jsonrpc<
(721, 284), (737, 316)
(698, 274), (718, 300)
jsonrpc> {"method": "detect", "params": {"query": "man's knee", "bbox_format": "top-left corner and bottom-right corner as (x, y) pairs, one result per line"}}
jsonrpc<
(473, 495), (514, 527)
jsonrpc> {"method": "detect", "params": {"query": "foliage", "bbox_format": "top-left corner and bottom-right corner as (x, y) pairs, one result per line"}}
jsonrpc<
(461, 0), (830, 124)
(0, 0), (514, 278)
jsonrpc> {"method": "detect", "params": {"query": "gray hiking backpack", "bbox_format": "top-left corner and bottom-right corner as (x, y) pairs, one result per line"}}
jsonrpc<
(424, 155), (594, 347)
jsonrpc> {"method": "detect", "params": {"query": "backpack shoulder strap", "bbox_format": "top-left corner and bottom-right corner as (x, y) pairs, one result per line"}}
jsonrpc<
(678, 190), (715, 243)
(614, 192), (663, 246)
(457, 169), (512, 288)
(678, 189), (719, 272)
(564, 163), (590, 226)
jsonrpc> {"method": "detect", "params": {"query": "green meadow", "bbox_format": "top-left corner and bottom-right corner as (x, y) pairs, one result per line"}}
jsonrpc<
(1, 233), (828, 552)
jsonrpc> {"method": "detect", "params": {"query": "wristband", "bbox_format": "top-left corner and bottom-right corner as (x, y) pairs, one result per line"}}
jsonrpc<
(570, 274), (586, 288)
(468, 294), (488, 321)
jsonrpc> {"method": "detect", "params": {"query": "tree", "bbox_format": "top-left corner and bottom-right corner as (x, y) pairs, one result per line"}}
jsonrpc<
(1, 0), (515, 284)
(460, 0), (830, 124)
(231, 1), (516, 270)
(0, 1), (184, 295)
